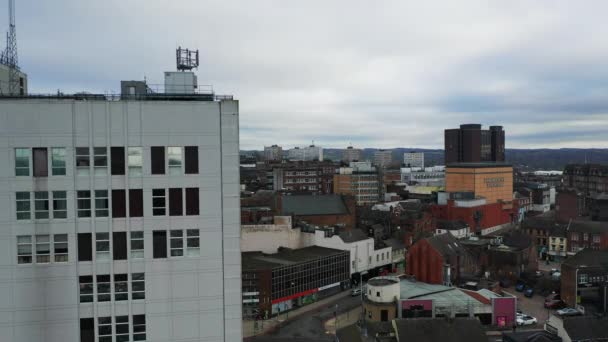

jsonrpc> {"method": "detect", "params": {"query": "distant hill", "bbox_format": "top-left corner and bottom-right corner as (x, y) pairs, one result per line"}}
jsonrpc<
(242, 148), (608, 170)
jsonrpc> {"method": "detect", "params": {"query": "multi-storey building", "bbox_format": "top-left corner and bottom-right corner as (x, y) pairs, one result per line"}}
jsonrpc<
(342, 145), (362, 163)
(400, 166), (445, 186)
(271, 161), (335, 194)
(0, 77), (242, 341)
(287, 145), (323, 161)
(563, 164), (608, 194)
(373, 149), (393, 168)
(263, 144), (283, 162)
(334, 162), (381, 205)
(566, 221), (608, 255)
(403, 152), (424, 168)
(444, 124), (505, 165)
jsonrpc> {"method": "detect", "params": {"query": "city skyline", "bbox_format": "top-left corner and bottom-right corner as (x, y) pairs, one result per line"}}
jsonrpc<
(9, 0), (608, 150)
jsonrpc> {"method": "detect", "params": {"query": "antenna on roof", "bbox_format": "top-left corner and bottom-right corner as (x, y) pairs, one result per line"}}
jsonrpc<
(176, 46), (199, 71)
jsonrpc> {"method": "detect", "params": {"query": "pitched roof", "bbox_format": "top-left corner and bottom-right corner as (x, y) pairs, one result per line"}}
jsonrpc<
(561, 249), (608, 269)
(568, 220), (608, 234)
(281, 194), (349, 216)
(242, 246), (347, 271)
(563, 316), (608, 341)
(502, 330), (562, 342)
(392, 318), (487, 342)
(426, 233), (469, 259)
(383, 238), (406, 251)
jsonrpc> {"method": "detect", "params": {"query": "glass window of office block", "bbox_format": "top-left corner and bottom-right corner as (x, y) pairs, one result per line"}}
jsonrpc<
(94, 190), (109, 217)
(75, 147), (90, 175)
(170, 230), (184, 257)
(132, 273), (145, 300)
(168, 146), (183, 175)
(98, 316), (112, 342)
(152, 189), (166, 216)
(54, 234), (68, 262)
(77, 190), (91, 218)
(52, 191), (67, 219)
(128, 147), (143, 176)
(130, 231), (144, 258)
(186, 229), (200, 256)
(17, 235), (32, 264)
(133, 314), (146, 341)
(93, 147), (107, 176)
(51, 147), (66, 175)
(16, 192), (31, 220)
(15, 148), (30, 176)
(35, 235), (51, 263)
(97, 275), (111, 302)
(114, 274), (128, 301)
(79, 275), (93, 303)
(34, 191), (49, 219)
(115, 315), (129, 342)
(95, 233), (110, 261)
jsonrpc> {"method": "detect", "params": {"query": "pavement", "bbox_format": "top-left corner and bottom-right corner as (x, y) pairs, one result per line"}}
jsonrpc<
(244, 289), (363, 341)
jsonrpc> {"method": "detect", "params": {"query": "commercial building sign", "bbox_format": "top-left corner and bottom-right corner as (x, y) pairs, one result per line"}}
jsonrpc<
(484, 177), (505, 188)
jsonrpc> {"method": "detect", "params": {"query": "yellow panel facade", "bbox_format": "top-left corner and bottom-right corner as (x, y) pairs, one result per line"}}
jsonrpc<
(446, 166), (513, 203)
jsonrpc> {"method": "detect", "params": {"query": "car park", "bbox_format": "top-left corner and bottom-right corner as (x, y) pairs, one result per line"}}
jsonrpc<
(524, 287), (534, 298)
(516, 315), (537, 326)
(544, 299), (565, 309)
(516, 283), (526, 292)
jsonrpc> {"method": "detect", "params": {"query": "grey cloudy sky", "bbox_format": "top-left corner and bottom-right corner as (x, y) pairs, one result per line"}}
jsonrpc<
(10, 0), (608, 149)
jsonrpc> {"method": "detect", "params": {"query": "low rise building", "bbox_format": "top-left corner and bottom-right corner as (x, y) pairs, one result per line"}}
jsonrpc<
(545, 315), (608, 342)
(400, 166), (445, 186)
(563, 164), (608, 194)
(567, 221), (608, 255)
(241, 246), (350, 318)
(435, 220), (470, 239)
(406, 233), (479, 286)
(560, 249), (608, 309)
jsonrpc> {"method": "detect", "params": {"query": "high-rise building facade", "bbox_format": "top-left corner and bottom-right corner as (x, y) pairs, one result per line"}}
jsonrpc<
(444, 124), (505, 165)
(287, 145), (323, 161)
(263, 144), (283, 162)
(342, 145), (362, 163)
(334, 162), (381, 205)
(373, 149), (392, 168)
(403, 152), (424, 168)
(0, 86), (242, 341)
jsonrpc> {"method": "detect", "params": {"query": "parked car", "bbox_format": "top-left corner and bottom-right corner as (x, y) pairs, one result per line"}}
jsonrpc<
(551, 272), (561, 281)
(545, 293), (561, 301)
(351, 285), (366, 297)
(516, 315), (537, 326)
(545, 299), (565, 309)
(557, 308), (582, 317)
(524, 287), (534, 298)
(515, 283), (526, 292)
(535, 271), (544, 277)
(549, 268), (559, 275)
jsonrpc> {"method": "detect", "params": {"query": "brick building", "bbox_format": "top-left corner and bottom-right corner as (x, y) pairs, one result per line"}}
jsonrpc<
(432, 197), (514, 235)
(444, 124), (505, 164)
(406, 233), (478, 285)
(445, 163), (514, 204)
(566, 221), (608, 255)
(560, 249), (608, 308)
(271, 161), (336, 194)
(334, 162), (382, 205)
(563, 164), (608, 194)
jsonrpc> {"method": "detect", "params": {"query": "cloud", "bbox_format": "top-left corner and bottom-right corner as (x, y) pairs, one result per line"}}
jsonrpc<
(7, 0), (608, 149)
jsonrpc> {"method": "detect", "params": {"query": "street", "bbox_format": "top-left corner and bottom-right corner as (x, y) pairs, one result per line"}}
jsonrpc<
(248, 292), (363, 342)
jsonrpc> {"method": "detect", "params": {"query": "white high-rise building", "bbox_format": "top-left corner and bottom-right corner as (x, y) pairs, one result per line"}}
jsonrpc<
(264, 144), (283, 162)
(404, 151), (424, 168)
(342, 145), (362, 163)
(287, 144), (323, 161)
(373, 149), (392, 168)
(0, 79), (242, 341)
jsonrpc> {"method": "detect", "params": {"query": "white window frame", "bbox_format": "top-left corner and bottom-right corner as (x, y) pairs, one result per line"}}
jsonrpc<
(75, 147), (90, 176)
(170, 230), (184, 257)
(51, 147), (66, 176)
(130, 231), (144, 258)
(93, 147), (108, 176)
(35, 235), (51, 263)
(77, 190), (92, 218)
(17, 235), (32, 264)
(133, 314), (146, 341)
(34, 191), (50, 219)
(78, 276), (93, 303)
(186, 229), (200, 256)
(98, 316), (112, 342)
(152, 188), (166, 216)
(132, 273), (145, 300)
(15, 148), (31, 176)
(53, 234), (68, 262)
(52, 191), (67, 219)
(16, 191), (31, 220)
(97, 275), (111, 302)
(94, 190), (109, 217)
(168, 146), (183, 175)
(115, 315), (129, 342)
(128, 147), (143, 176)
(114, 274), (129, 301)
(95, 232), (110, 261)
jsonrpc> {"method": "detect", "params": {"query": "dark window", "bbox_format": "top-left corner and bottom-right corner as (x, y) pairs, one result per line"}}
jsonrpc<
(153, 231), (167, 258)
(113, 232), (127, 260)
(169, 188), (183, 216)
(80, 318), (94, 342)
(112, 190), (126, 218)
(111, 147), (125, 175)
(33, 148), (48, 177)
(129, 189), (144, 217)
(184, 146), (199, 174)
(151, 146), (165, 174)
(77, 233), (92, 261)
(185, 188), (199, 215)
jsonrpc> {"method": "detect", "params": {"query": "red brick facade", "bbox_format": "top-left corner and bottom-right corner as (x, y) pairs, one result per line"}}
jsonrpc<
(406, 239), (445, 284)
(431, 200), (514, 234)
